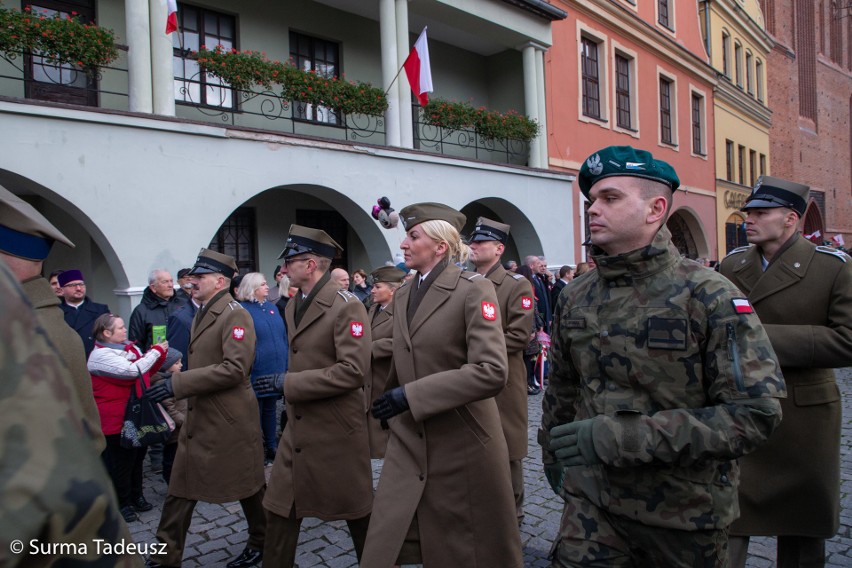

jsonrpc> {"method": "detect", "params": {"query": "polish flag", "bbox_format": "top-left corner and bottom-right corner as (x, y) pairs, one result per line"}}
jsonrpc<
(403, 28), (433, 106)
(165, 0), (178, 35)
(804, 230), (821, 243)
(832, 234), (845, 247)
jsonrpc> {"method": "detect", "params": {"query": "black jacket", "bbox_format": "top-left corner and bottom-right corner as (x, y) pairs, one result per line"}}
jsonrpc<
(128, 287), (184, 352)
(61, 297), (110, 357)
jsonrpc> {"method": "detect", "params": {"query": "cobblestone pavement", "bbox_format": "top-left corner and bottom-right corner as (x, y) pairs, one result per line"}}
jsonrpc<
(132, 368), (852, 566)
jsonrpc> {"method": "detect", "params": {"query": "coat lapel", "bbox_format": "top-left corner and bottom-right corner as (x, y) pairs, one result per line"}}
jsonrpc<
(408, 266), (458, 337)
(748, 237), (814, 304)
(190, 292), (227, 346)
(393, 281), (413, 349)
(289, 280), (335, 340)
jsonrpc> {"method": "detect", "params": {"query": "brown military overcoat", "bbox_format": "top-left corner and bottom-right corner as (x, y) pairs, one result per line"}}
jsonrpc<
(168, 290), (264, 503)
(361, 264), (522, 568)
(22, 276), (106, 454)
(366, 302), (394, 458)
(486, 264), (534, 460)
(263, 280), (373, 520)
(721, 234), (852, 537)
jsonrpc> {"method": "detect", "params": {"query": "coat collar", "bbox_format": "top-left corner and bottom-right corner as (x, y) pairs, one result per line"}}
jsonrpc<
(730, 233), (814, 303)
(396, 263), (463, 342)
(288, 276), (340, 339)
(21, 276), (61, 310)
(485, 262), (507, 286)
(191, 289), (233, 343)
(592, 225), (679, 286)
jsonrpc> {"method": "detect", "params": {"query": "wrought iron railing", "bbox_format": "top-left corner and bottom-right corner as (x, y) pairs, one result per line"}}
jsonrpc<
(0, 52), (530, 166)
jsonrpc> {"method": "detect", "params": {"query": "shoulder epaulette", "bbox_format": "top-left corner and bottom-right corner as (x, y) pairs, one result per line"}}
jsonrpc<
(337, 290), (357, 302)
(511, 273), (524, 280)
(724, 245), (752, 258)
(227, 300), (243, 310)
(815, 246), (849, 263)
(461, 271), (483, 281)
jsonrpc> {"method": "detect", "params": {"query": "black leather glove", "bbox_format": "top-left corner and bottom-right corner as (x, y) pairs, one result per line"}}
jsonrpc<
(254, 374), (284, 396)
(371, 386), (409, 420)
(146, 377), (173, 404)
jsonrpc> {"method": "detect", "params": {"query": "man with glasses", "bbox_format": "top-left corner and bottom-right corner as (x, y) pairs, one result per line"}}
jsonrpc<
(256, 224), (373, 567)
(58, 268), (110, 357)
(146, 248), (266, 568)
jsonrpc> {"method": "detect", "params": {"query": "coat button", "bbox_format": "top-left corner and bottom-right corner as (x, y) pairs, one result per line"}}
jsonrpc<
(418, 432), (423, 438)
(295, 448), (301, 453)
(188, 406), (193, 411)
(419, 474), (424, 481)
(187, 434), (193, 439)
(601, 330), (609, 337)
(293, 348), (298, 353)
(296, 415), (302, 420)
(404, 347), (411, 352)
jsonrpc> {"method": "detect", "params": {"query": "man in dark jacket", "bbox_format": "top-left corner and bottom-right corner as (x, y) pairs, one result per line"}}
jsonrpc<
(59, 268), (110, 358)
(129, 269), (184, 352)
(550, 265), (573, 309)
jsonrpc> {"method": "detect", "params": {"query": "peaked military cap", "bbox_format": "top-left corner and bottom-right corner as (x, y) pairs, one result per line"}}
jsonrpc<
(0, 184), (74, 261)
(187, 248), (238, 277)
(278, 224), (343, 260)
(742, 175), (810, 217)
(469, 216), (510, 244)
(398, 202), (466, 232)
(371, 266), (407, 283)
(578, 145), (680, 199)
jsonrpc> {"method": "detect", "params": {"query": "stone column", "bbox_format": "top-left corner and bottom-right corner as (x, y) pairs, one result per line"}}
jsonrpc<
(521, 43), (541, 168)
(125, 0), (153, 113)
(380, 0), (401, 147)
(396, 0), (413, 148)
(149, 0), (176, 116)
(535, 46), (548, 168)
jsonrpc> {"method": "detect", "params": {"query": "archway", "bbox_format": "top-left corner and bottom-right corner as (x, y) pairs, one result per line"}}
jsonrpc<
(460, 198), (545, 267)
(724, 212), (748, 254)
(802, 201), (825, 243)
(666, 207), (710, 260)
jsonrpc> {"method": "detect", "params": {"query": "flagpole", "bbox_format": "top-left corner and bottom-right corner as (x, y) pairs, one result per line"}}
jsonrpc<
(384, 58), (409, 97)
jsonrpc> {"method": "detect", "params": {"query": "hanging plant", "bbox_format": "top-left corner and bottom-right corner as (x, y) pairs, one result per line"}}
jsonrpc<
(0, 6), (118, 68)
(195, 45), (388, 117)
(423, 98), (540, 143)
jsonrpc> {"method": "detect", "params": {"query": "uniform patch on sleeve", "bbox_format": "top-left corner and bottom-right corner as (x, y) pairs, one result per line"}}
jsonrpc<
(351, 322), (364, 337)
(564, 318), (586, 329)
(232, 326), (246, 340)
(521, 297), (533, 310)
(482, 301), (497, 321)
(732, 298), (754, 314)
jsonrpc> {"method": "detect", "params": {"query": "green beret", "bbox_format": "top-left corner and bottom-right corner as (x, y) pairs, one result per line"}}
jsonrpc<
(742, 175), (810, 217)
(0, 183), (74, 261)
(278, 224), (343, 259)
(370, 266), (407, 283)
(578, 146), (680, 198)
(398, 202), (466, 232)
(187, 248), (238, 277)
(469, 216), (510, 244)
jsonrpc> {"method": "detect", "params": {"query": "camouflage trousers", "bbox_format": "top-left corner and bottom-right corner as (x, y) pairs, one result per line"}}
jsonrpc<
(551, 491), (729, 567)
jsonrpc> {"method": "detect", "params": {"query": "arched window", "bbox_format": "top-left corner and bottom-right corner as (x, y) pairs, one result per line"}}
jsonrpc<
(722, 31), (731, 77)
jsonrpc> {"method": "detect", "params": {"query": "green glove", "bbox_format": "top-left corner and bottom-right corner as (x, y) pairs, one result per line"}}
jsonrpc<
(544, 463), (565, 496)
(549, 418), (601, 467)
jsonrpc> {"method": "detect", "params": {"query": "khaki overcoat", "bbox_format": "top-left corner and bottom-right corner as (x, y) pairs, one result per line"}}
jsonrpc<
(22, 276), (105, 454)
(263, 280), (373, 520)
(366, 302), (394, 458)
(721, 234), (852, 537)
(361, 264), (522, 568)
(168, 290), (264, 503)
(486, 264), (534, 460)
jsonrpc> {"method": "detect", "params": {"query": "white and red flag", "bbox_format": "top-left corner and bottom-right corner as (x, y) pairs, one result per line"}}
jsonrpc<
(165, 0), (178, 34)
(403, 28), (433, 106)
(804, 230), (821, 243)
(832, 234), (845, 247)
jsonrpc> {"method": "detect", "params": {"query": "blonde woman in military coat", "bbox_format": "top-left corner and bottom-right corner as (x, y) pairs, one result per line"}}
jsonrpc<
(363, 203), (522, 568)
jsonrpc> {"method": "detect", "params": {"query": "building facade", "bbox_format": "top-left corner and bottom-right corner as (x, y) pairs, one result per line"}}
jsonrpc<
(699, 0), (773, 256)
(547, 0), (718, 261)
(0, 0), (571, 318)
(759, 0), (852, 245)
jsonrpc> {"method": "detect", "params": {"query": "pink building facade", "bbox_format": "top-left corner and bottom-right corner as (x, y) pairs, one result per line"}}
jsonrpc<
(547, 0), (718, 261)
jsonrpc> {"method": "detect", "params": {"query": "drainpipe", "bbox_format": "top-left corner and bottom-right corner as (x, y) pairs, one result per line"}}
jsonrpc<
(701, 0), (712, 60)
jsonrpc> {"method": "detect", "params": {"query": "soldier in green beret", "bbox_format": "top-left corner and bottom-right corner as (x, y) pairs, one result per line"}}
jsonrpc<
(721, 176), (852, 568)
(540, 145), (786, 566)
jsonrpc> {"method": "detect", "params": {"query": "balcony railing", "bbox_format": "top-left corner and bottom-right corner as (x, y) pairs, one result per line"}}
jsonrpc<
(0, 51), (530, 166)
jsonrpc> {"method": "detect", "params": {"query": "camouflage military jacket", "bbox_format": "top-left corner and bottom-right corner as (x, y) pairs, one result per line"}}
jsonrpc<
(540, 226), (785, 530)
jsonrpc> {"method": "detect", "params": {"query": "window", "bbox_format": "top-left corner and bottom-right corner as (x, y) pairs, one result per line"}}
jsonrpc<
(726, 140), (735, 181)
(725, 213), (748, 253)
(615, 54), (632, 129)
(749, 149), (757, 186)
(722, 31), (731, 77)
(658, 0), (672, 30)
(755, 59), (764, 101)
(24, 0), (97, 106)
(735, 42), (743, 88)
(659, 77), (674, 145)
(209, 207), (257, 275)
(173, 5), (236, 108)
(296, 209), (349, 268)
(290, 31), (341, 125)
(691, 93), (704, 155)
(738, 145), (746, 185)
(746, 51), (754, 95)
(581, 37), (602, 119)
(759, 153), (767, 176)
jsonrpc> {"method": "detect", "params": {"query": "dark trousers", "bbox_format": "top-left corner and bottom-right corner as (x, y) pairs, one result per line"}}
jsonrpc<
(264, 505), (369, 567)
(161, 441), (178, 485)
(257, 396), (279, 451)
(102, 433), (146, 508)
(152, 487), (266, 566)
(730, 535), (826, 568)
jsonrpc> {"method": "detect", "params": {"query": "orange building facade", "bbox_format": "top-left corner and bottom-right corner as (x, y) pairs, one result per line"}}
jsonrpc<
(547, 0), (719, 261)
